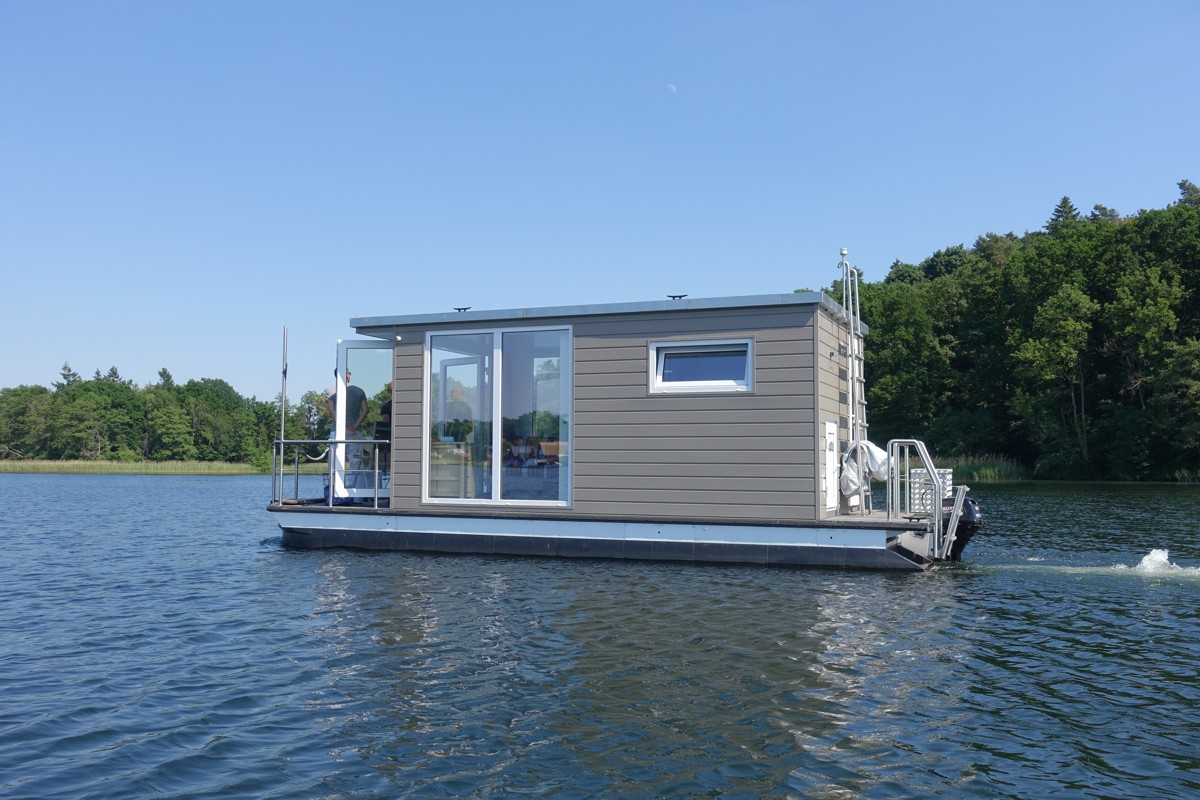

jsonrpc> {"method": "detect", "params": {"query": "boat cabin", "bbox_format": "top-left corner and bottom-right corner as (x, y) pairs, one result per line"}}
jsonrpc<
(337, 292), (852, 520)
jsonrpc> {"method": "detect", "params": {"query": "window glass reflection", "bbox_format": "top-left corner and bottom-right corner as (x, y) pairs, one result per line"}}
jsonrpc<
(501, 329), (570, 501)
(428, 333), (493, 500)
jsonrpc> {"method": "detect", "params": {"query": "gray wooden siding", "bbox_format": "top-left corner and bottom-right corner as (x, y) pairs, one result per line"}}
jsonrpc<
(569, 305), (818, 522)
(814, 307), (851, 517)
(388, 334), (426, 509)
(383, 305), (830, 523)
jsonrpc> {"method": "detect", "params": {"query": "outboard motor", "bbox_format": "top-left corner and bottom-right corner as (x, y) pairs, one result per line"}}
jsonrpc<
(943, 496), (983, 562)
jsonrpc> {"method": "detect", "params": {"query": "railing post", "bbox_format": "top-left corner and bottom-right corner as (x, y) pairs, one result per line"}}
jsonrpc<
(373, 445), (380, 509)
(327, 453), (335, 507)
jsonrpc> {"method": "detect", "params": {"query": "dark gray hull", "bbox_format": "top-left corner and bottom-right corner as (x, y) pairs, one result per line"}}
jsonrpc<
(270, 506), (929, 571)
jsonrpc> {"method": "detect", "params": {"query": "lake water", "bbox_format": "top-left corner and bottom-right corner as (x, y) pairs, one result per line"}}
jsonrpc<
(2, 475), (1199, 799)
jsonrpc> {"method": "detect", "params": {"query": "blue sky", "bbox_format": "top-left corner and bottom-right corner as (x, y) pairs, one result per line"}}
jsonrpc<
(2, 1), (1196, 401)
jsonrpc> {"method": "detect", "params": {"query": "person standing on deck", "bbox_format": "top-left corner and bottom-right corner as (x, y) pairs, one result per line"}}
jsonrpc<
(326, 371), (370, 482)
(326, 371), (369, 436)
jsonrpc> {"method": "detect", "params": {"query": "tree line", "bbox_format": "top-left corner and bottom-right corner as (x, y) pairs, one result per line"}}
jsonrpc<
(1, 180), (1197, 478)
(854, 179), (1200, 480)
(0, 366), (343, 468)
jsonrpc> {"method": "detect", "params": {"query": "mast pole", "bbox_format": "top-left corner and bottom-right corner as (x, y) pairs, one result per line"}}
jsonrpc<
(280, 326), (288, 444)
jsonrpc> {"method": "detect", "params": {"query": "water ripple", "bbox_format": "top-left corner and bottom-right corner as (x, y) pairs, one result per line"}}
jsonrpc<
(2, 476), (1200, 797)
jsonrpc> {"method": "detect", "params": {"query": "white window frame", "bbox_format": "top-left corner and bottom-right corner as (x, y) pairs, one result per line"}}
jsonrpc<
(422, 324), (573, 507)
(331, 338), (395, 500)
(648, 338), (754, 394)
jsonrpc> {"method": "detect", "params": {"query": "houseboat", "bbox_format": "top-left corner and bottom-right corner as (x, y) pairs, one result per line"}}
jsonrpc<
(269, 252), (981, 570)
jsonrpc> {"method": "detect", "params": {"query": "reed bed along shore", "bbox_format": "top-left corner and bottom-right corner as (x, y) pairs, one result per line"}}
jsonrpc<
(0, 460), (267, 475)
(925, 455), (1032, 483)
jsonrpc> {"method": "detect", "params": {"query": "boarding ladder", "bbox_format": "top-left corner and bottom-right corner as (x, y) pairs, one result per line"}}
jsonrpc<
(840, 249), (873, 513)
(836, 251), (971, 561)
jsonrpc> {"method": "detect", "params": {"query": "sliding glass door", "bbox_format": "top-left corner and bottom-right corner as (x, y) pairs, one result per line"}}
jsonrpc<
(428, 334), (493, 500)
(425, 327), (571, 505)
(500, 329), (570, 501)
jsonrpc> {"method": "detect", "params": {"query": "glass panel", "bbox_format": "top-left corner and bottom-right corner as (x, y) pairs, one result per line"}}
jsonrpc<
(428, 333), (494, 499)
(501, 329), (570, 501)
(330, 341), (393, 499)
(344, 346), (392, 487)
(661, 348), (747, 383)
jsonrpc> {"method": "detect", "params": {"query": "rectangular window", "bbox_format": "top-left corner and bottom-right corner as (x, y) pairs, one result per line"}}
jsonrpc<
(649, 339), (753, 394)
(425, 327), (571, 505)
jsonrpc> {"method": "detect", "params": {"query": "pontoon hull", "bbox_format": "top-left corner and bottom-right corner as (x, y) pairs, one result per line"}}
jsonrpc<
(269, 506), (931, 570)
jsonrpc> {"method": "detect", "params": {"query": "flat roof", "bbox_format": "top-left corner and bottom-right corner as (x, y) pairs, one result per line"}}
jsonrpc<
(351, 291), (849, 339)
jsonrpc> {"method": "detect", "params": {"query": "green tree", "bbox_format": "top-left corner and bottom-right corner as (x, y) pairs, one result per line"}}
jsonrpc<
(1150, 338), (1200, 472)
(1179, 179), (1200, 208)
(1101, 261), (1182, 409)
(181, 378), (251, 461)
(299, 389), (331, 439)
(883, 260), (924, 285)
(37, 368), (143, 460)
(0, 385), (52, 458)
(1009, 284), (1100, 476)
(1090, 204), (1122, 223)
(54, 362), (82, 390)
(917, 233), (1031, 459)
(920, 244), (979, 280)
(859, 280), (951, 443)
(144, 385), (197, 461)
(1047, 196), (1081, 234)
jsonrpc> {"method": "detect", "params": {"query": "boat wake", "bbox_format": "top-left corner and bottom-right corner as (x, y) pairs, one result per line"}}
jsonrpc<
(1114, 549), (1200, 576)
(999, 549), (1200, 578)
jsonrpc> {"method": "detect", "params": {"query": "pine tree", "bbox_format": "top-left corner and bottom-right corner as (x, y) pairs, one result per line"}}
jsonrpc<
(1179, 179), (1200, 208)
(1046, 196), (1081, 233)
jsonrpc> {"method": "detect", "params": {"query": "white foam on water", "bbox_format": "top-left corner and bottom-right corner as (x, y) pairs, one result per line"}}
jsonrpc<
(1113, 549), (1200, 575)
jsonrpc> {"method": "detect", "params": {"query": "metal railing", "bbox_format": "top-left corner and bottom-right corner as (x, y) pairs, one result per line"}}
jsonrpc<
(271, 438), (390, 508)
(886, 438), (971, 561)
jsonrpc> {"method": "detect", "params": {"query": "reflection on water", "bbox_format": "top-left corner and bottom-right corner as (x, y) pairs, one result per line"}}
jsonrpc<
(2, 476), (1200, 798)
(552, 569), (831, 796)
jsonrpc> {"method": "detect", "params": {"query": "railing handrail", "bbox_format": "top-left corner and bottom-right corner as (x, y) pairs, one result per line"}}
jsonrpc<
(886, 438), (945, 557)
(271, 437), (389, 508)
(273, 437), (388, 446)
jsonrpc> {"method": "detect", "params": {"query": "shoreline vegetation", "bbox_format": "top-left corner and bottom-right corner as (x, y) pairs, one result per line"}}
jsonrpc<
(0, 460), (325, 476)
(0, 459), (265, 475)
(3, 455), (1195, 483)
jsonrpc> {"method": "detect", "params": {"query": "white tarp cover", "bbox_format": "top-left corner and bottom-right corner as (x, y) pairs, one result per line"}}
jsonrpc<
(839, 440), (889, 496)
